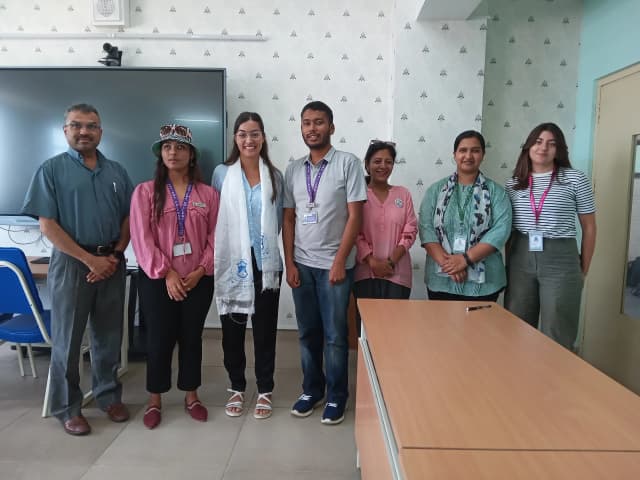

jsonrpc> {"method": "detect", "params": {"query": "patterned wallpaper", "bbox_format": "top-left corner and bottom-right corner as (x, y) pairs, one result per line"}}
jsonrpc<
(481, 0), (583, 185)
(391, 0), (487, 293)
(0, 0), (583, 326)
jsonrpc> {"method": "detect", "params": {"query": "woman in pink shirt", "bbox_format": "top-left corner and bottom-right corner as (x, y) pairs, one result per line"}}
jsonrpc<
(353, 141), (418, 333)
(130, 125), (218, 429)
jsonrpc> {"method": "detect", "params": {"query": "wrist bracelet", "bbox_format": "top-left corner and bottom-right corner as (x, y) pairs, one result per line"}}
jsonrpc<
(463, 252), (474, 267)
(387, 257), (395, 268)
(113, 250), (125, 262)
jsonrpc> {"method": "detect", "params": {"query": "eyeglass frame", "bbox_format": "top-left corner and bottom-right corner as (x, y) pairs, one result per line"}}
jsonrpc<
(235, 131), (263, 140)
(64, 121), (101, 132)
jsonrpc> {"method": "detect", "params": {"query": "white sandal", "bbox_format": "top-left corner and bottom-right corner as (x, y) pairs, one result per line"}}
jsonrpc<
(225, 389), (245, 417)
(254, 392), (273, 420)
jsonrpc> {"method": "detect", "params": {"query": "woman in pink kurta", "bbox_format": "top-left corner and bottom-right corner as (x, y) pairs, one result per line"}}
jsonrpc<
(353, 141), (418, 333)
(129, 124), (219, 429)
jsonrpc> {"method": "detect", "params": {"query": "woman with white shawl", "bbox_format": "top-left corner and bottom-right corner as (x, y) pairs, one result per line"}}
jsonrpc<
(212, 112), (284, 420)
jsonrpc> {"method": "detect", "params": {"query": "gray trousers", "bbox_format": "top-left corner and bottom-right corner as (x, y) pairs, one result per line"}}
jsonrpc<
(504, 232), (583, 350)
(48, 249), (125, 421)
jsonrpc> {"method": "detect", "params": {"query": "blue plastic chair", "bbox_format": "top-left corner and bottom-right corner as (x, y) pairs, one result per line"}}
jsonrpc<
(0, 247), (52, 379)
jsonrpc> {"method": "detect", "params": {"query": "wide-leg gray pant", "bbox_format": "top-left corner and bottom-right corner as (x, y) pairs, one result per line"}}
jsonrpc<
(505, 232), (583, 350)
(47, 249), (125, 421)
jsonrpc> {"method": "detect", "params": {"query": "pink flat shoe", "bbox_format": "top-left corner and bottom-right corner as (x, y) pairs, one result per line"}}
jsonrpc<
(143, 405), (161, 429)
(185, 399), (208, 422)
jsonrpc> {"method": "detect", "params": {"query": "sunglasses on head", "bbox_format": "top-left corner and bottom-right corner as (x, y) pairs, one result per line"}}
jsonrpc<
(160, 124), (191, 139)
(369, 139), (396, 147)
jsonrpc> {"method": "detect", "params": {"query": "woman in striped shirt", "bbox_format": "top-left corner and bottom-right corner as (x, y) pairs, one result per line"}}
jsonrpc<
(505, 123), (596, 350)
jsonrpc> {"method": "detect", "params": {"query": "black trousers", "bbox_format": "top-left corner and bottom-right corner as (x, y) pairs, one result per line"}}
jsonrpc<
(353, 278), (411, 336)
(427, 289), (501, 302)
(137, 269), (214, 393)
(221, 252), (282, 394)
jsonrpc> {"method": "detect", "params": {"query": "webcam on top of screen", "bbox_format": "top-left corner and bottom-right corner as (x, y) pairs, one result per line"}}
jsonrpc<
(99, 43), (122, 67)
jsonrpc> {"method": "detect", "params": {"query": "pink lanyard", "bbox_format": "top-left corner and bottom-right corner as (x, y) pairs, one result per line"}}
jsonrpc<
(529, 170), (555, 225)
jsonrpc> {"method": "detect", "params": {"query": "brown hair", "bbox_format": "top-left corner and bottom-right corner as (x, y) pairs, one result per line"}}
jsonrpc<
(512, 122), (572, 190)
(226, 111), (279, 203)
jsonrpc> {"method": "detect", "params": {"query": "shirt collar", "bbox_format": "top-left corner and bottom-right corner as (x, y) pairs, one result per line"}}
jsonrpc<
(304, 146), (335, 166)
(66, 148), (105, 168)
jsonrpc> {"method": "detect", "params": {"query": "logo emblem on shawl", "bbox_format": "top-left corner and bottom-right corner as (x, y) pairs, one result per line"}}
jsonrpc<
(395, 198), (403, 208)
(236, 259), (249, 278)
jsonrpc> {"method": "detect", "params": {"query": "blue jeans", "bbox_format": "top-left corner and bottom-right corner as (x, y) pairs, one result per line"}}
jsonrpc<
(291, 262), (353, 405)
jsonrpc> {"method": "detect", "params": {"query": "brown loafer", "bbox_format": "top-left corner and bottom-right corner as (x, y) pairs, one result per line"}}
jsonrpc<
(105, 402), (130, 423)
(63, 415), (91, 436)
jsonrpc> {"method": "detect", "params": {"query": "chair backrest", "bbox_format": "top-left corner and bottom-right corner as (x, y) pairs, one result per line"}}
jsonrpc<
(0, 247), (45, 314)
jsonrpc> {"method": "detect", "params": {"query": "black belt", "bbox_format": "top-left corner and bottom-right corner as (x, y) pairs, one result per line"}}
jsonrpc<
(79, 242), (117, 256)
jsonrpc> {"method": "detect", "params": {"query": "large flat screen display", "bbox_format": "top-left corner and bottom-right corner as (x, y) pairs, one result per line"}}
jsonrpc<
(0, 67), (226, 221)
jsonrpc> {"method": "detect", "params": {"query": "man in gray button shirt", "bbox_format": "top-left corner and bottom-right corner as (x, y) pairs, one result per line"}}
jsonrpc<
(283, 101), (367, 425)
(22, 103), (133, 435)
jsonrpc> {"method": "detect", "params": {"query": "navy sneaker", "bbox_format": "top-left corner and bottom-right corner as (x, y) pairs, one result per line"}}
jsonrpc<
(320, 401), (346, 425)
(291, 393), (323, 417)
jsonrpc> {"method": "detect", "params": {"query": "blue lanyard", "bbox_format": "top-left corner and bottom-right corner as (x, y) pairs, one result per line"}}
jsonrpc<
(305, 160), (327, 205)
(167, 182), (193, 238)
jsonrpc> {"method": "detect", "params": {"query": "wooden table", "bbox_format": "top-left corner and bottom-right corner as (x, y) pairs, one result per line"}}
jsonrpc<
(355, 299), (640, 479)
(27, 257), (48, 279)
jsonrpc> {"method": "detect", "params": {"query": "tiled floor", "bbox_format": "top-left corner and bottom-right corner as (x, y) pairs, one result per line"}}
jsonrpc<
(0, 329), (361, 480)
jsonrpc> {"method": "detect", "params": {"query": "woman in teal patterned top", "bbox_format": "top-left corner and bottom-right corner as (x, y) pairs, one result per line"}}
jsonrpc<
(418, 130), (512, 300)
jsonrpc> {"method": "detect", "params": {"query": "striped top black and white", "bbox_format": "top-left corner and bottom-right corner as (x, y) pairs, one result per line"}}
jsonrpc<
(505, 168), (595, 238)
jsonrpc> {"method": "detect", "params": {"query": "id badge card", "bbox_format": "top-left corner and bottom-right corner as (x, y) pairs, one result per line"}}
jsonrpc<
(528, 231), (543, 252)
(173, 242), (192, 257)
(302, 211), (319, 225)
(453, 235), (467, 254)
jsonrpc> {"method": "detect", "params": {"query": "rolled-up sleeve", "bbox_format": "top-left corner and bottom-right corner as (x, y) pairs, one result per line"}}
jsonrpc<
(129, 183), (172, 279)
(418, 185), (439, 245)
(398, 192), (418, 250)
(199, 187), (219, 275)
(479, 184), (512, 249)
(355, 231), (373, 263)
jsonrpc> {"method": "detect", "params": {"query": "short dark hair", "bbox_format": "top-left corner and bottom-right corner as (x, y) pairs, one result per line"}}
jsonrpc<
(453, 130), (485, 153)
(64, 103), (100, 123)
(301, 101), (333, 124)
(364, 142), (397, 185)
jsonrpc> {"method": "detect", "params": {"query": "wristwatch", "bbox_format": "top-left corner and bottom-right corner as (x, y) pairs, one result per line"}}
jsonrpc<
(113, 250), (125, 262)
(387, 257), (395, 268)
(463, 252), (474, 267)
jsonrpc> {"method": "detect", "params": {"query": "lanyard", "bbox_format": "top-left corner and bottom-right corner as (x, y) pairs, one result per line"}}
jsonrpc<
(305, 159), (327, 206)
(167, 181), (193, 238)
(529, 170), (555, 225)
(456, 183), (474, 223)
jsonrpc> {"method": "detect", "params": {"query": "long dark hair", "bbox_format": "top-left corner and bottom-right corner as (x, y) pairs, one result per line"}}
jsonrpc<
(364, 141), (397, 185)
(226, 111), (279, 203)
(152, 143), (202, 223)
(512, 122), (572, 190)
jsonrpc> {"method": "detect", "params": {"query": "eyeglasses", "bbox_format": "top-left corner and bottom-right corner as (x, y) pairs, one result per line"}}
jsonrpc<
(160, 124), (190, 138)
(235, 131), (263, 141)
(369, 139), (396, 147)
(65, 122), (101, 131)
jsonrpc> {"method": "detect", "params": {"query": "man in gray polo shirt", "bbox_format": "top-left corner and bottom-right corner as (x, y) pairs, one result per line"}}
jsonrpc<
(22, 103), (133, 436)
(283, 101), (367, 425)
